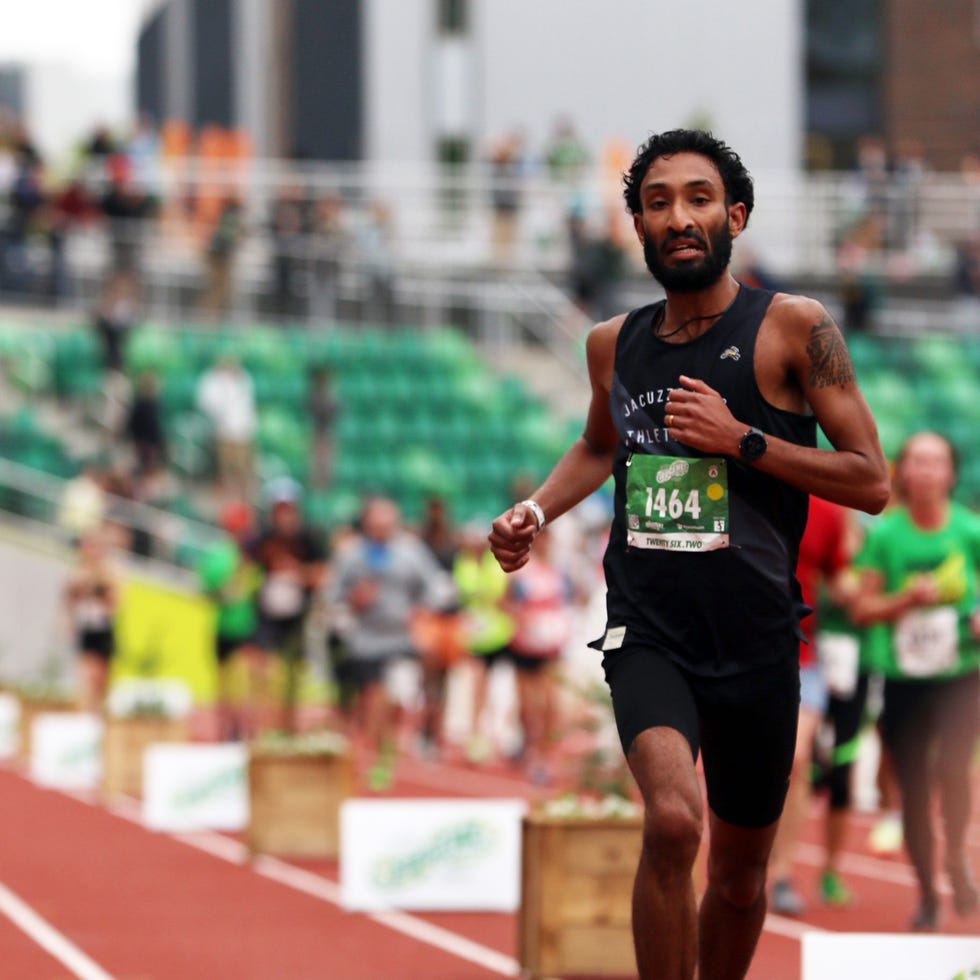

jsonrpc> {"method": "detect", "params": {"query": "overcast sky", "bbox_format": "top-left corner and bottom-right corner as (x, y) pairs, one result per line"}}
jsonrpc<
(0, 0), (157, 79)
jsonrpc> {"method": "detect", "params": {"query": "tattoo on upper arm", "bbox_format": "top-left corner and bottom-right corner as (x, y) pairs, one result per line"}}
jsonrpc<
(805, 316), (855, 389)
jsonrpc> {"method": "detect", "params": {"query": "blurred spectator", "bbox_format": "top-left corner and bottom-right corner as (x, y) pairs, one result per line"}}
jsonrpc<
(268, 186), (307, 318)
(853, 134), (891, 221)
(413, 496), (465, 759)
(125, 371), (167, 483)
(567, 207), (628, 322)
(889, 139), (928, 251)
(309, 192), (350, 321)
(453, 521), (516, 764)
(64, 529), (119, 712)
(331, 496), (450, 788)
(953, 234), (980, 330)
(488, 130), (528, 265)
(200, 196), (244, 319)
(354, 200), (397, 324)
(544, 116), (589, 182)
(1, 157), (45, 295)
(100, 462), (148, 556)
(91, 269), (139, 440)
(100, 155), (154, 285)
(47, 177), (98, 304)
(85, 124), (116, 160)
(248, 480), (327, 733)
(955, 234), (980, 297)
(197, 501), (262, 739)
(768, 496), (857, 916)
(732, 243), (787, 292)
(123, 114), (161, 194)
(850, 432), (980, 931)
(418, 495), (460, 571)
(836, 213), (886, 332)
(196, 356), (257, 502)
(502, 525), (575, 784)
(57, 462), (109, 542)
(308, 366), (341, 488)
(93, 268), (138, 375)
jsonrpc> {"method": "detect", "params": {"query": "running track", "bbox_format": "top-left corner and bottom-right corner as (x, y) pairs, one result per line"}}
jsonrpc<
(1, 751), (978, 979)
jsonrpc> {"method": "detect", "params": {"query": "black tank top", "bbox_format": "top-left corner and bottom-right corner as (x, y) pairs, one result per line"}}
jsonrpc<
(598, 284), (816, 675)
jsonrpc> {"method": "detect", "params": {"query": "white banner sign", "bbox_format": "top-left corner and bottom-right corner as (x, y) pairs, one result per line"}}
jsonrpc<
(340, 798), (526, 912)
(30, 712), (103, 789)
(143, 743), (248, 832)
(802, 933), (980, 980)
(0, 693), (20, 758)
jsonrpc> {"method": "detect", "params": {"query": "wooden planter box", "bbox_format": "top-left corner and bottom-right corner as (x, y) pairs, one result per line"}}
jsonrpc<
(102, 715), (189, 800)
(246, 749), (354, 858)
(519, 811), (643, 979)
(17, 697), (77, 763)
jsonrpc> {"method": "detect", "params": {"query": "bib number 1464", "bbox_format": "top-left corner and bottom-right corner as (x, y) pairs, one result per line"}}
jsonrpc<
(645, 487), (702, 520)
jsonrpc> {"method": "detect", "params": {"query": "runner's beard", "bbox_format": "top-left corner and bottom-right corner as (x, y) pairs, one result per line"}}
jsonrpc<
(643, 223), (733, 293)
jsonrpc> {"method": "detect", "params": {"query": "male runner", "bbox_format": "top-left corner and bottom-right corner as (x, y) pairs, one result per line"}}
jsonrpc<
(488, 129), (889, 980)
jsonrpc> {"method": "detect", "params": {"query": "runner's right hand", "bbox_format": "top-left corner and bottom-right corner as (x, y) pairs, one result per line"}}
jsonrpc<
(488, 505), (538, 573)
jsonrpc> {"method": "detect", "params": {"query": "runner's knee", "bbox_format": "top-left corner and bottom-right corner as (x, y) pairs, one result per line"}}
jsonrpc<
(709, 855), (768, 910)
(641, 796), (702, 869)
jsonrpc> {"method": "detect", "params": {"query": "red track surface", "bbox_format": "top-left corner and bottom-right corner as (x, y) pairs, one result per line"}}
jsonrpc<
(1, 752), (978, 980)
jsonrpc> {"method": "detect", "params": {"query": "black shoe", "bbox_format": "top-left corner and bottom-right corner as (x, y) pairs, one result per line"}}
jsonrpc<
(911, 899), (939, 931)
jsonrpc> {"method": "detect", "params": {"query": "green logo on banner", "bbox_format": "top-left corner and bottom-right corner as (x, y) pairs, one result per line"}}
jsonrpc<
(171, 766), (245, 810)
(58, 739), (101, 769)
(372, 820), (497, 889)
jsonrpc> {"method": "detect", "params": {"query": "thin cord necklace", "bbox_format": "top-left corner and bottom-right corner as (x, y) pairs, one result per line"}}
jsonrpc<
(652, 291), (739, 340)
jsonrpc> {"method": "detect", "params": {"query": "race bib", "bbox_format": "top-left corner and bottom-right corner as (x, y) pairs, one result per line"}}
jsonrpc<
(625, 455), (729, 552)
(817, 631), (860, 697)
(260, 573), (304, 618)
(75, 598), (111, 631)
(894, 606), (958, 677)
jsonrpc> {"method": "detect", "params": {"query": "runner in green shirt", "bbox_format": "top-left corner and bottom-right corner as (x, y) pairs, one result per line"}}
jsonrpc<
(851, 431), (980, 931)
(197, 503), (263, 739)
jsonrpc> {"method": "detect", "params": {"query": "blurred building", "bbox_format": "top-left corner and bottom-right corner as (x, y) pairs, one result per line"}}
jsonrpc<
(806, 0), (979, 170)
(137, 0), (362, 160)
(137, 0), (803, 170)
(138, 0), (978, 174)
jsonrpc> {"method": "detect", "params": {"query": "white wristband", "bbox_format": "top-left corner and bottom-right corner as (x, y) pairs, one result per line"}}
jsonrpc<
(521, 499), (546, 531)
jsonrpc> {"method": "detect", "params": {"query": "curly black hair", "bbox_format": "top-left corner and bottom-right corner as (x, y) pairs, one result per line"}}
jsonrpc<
(622, 129), (755, 225)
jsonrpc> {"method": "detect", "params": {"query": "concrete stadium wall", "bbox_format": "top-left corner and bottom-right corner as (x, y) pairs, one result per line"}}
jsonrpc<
(0, 533), (75, 689)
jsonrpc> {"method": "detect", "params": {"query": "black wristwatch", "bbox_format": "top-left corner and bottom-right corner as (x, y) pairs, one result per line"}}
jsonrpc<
(738, 427), (767, 462)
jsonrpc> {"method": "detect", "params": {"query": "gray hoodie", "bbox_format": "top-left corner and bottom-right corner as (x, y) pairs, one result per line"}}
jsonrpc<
(330, 532), (453, 661)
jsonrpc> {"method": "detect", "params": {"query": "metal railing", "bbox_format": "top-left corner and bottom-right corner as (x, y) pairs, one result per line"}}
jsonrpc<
(2, 158), (977, 384)
(0, 457), (223, 583)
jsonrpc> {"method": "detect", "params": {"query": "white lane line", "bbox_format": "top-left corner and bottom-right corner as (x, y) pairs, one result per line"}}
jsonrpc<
(30, 769), (980, 971)
(0, 879), (116, 980)
(763, 913), (826, 940)
(174, 829), (250, 865)
(99, 798), (521, 977)
(254, 855), (521, 977)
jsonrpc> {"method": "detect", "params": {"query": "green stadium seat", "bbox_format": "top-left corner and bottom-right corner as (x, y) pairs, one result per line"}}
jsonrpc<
(126, 325), (190, 378)
(912, 335), (969, 380)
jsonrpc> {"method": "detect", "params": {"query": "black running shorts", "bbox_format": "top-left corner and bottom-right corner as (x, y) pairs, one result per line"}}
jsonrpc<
(601, 640), (800, 828)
